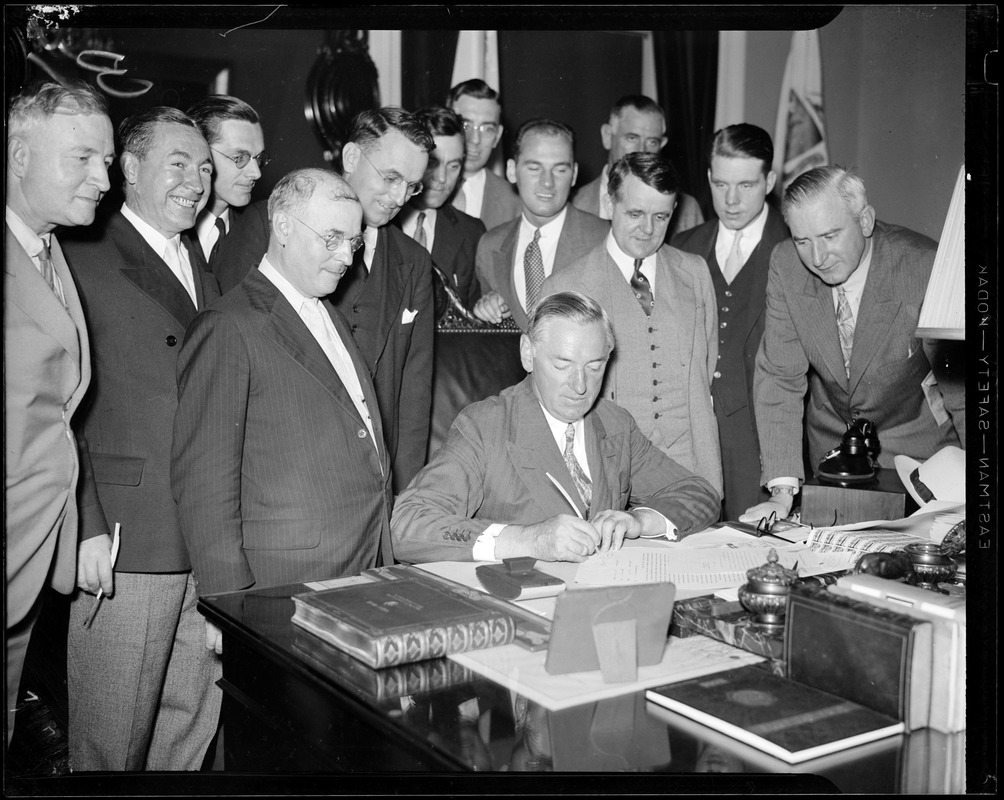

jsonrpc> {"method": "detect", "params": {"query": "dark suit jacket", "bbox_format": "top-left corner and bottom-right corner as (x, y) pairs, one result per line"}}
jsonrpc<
(63, 211), (220, 573)
(172, 267), (394, 595)
(472, 205), (609, 331)
(754, 220), (961, 483)
(193, 200), (270, 295)
(468, 169), (521, 232)
(394, 204), (485, 309)
(332, 225), (435, 494)
(5, 227), (100, 625)
(391, 377), (721, 563)
(672, 205), (791, 417)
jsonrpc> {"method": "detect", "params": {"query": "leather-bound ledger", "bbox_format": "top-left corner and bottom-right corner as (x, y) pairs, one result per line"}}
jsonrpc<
(292, 576), (516, 668)
(646, 664), (904, 764)
(784, 584), (933, 731)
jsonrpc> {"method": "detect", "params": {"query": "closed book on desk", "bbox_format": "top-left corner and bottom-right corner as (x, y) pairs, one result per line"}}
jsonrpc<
(292, 630), (477, 704)
(292, 577), (516, 668)
(785, 584), (933, 731)
(646, 665), (904, 764)
(829, 574), (966, 733)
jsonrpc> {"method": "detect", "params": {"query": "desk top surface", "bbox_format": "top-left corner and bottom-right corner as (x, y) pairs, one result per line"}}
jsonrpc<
(199, 581), (964, 790)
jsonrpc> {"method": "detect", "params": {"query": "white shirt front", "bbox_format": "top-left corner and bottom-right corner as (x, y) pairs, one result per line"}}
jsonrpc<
(258, 256), (379, 455)
(121, 203), (198, 307)
(398, 206), (437, 253)
(195, 207), (230, 261)
(5, 206), (67, 306)
(714, 203), (769, 277)
(606, 231), (658, 295)
(513, 208), (567, 312)
(457, 168), (487, 219)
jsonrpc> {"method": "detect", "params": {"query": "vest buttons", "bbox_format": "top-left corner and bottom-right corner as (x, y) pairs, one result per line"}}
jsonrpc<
(721, 306), (729, 313)
(714, 370), (722, 379)
(357, 429), (367, 439)
(725, 290), (733, 298)
(720, 321), (728, 328)
(166, 335), (178, 346)
(351, 324), (358, 333)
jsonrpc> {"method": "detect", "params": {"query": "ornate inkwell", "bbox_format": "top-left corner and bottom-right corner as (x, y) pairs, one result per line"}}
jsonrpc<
(738, 548), (800, 630)
(902, 541), (958, 591)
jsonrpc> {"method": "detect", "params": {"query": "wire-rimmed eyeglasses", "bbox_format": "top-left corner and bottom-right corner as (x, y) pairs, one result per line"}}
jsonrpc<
(461, 120), (499, 137)
(211, 147), (271, 170)
(291, 216), (364, 253)
(358, 148), (423, 198)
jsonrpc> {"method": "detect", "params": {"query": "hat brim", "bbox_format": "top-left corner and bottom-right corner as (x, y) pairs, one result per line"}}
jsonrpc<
(894, 454), (925, 507)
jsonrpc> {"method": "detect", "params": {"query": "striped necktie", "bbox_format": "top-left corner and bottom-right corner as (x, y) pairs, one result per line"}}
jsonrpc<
(836, 285), (855, 379)
(563, 423), (592, 513)
(630, 258), (654, 316)
(413, 211), (428, 251)
(524, 228), (544, 314)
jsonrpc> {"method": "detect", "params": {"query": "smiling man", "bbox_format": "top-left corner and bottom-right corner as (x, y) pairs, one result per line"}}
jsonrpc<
(333, 107), (436, 494)
(61, 107), (222, 771)
(173, 168), (393, 600)
(543, 152), (723, 497)
(396, 105), (486, 308)
(5, 79), (114, 744)
(740, 166), (960, 525)
(186, 95), (271, 293)
(392, 292), (720, 564)
(471, 118), (608, 330)
(672, 124), (791, 519)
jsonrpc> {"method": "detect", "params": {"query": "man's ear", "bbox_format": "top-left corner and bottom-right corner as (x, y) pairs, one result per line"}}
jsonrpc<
(858, 204), (876, 238)
(765, 169), (778, 197)
(506, 159), (517, 185)
(519, 334), (535, 373)
(600, 191), (613, 219)
(571, 162), (579, 188)
(600, 122), (613, 152)
(659, 135), (668, 151)
(342, 141), (360, 176)
(272, 209), (291, 246)
(7, 136), (29, 178)
(121, 151), (141, 186)
(491, 124), (504, 150)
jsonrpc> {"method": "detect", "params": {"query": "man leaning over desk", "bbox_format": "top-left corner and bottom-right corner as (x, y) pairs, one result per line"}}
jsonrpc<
(391, 291), (721, 564)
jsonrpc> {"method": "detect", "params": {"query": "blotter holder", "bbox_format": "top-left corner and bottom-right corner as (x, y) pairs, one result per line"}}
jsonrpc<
(544, 583), (676, 683)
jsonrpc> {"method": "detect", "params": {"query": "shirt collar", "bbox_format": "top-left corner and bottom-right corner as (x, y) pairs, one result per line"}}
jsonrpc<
(520, 205), (567, 237)
(837, 237), (874, 299)
(121, 203), (176, 256)
(538, 400), (585, 450)
(716, 202), (770, 245)
(5, 206), (48, 257)
(605, 229), (657, 283)
(258, 254), (313, 311)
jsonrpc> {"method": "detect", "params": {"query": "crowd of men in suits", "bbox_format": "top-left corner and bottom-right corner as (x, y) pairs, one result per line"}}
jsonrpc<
(5, 74), (960, 770)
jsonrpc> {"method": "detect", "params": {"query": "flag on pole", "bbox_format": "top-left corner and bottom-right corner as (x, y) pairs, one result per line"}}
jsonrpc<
(773, 30), (829, 194)
(451, 30), (500, 92)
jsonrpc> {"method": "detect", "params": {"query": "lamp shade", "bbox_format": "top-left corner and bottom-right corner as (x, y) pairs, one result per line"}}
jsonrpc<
(917, 164), (965, 339)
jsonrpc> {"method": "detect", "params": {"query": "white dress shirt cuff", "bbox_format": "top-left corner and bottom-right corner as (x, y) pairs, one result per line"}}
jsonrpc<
(766, 478), (801, 493)
(635, 507), (677, 541)
(472, 523), (507, 561)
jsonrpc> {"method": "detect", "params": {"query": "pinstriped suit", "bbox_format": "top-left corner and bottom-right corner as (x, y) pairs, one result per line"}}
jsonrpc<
(172, 265), (394, 596)
(391, 376), (721, 563)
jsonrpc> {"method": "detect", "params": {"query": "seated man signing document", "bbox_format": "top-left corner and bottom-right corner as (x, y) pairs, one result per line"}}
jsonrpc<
(391, 291), (720, 563)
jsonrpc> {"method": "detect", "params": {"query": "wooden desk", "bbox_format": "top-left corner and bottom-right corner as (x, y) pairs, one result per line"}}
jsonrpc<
(199, 584), (964, 792)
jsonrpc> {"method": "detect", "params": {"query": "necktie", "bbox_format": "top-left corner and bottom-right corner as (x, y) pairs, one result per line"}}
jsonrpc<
(413, 211), (428, 251)
(164, 237), (198, 307)
(524, 228), (544, 314)
(563, 423), (592, 513)
(630, 258), (654, 316)
(208, 216), (227, 264)
(836, 285), (855, 379)
(37, 239), (56, 291)
(722, 230), (744, 283)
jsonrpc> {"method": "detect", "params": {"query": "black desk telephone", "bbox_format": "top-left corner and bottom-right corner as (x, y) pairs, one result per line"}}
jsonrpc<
(816, 418), (880, 484)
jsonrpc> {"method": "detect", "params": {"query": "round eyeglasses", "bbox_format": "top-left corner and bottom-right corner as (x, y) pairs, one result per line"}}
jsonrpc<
(359, 148), (423, 198)
(211, 148), (271, 170)
(461, 120), (499, 136)
(291, 216), (364, 253)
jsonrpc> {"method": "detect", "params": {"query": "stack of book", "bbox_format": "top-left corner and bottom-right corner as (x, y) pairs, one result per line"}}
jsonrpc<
(292, 573), (517, 669)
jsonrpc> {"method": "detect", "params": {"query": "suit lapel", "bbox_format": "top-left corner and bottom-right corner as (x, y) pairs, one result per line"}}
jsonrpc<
(112, 214), (198, 326)
(432, 206), (460, 276)
(495, 221), (528, 330)
(800, 268), (847, 386)
(507, 382), (587, 518)
(5, 229), (82, 370)
(847, 230), (900, 391)
(585, 411), (617, 515)
(370, 228), (410, 370)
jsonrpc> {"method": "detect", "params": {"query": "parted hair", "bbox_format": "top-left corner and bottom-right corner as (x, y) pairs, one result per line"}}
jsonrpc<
(118, 106), (201, 161)
(782, 165), (869, 223)
(348, 107), (434, 154)
(186, 94), (261, 146)
(7, 79), (108, 140)
(414, 105), (465, 139)
(610, 94), (664, 121)
(447, 78), (500, 107)
(607, 152), (680, 200)
(709, 123), (774, 172)
(528, 291), (615, 353)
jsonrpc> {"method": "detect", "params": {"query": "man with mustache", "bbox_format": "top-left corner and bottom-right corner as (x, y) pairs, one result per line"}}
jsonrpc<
(61, 107), (222, 770)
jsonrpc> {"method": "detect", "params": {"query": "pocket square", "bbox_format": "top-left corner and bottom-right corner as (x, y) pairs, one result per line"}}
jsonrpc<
(401, 308), (418, 324)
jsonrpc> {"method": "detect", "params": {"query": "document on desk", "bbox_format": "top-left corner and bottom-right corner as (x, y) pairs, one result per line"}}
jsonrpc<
(574, 545), (801, 591)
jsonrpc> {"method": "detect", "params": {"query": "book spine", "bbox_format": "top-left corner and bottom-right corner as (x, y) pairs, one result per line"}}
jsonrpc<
(370, 615), (517, 668)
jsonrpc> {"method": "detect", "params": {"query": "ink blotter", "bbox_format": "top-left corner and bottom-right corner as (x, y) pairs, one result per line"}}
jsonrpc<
(476, 557), (566, 601)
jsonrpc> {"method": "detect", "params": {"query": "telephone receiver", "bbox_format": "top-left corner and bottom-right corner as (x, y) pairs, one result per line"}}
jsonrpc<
(816, 418), (880, 484)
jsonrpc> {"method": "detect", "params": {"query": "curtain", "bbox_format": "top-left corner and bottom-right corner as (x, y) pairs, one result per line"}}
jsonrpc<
(652, 30), (719, 220)
(400, 30), (459, 110)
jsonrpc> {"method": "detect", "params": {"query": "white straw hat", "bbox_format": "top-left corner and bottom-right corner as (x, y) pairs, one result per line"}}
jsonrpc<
(894, 446), (966, 508)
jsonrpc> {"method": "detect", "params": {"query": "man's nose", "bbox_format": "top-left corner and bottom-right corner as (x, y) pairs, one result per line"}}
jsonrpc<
(569, 369), (587, 395)
(639, 215), (654, 235)
(812, 240), (827, 267)
(91, 163), (111, 193)
(246, 159), (262, 181)
(725, 185), (739, 205)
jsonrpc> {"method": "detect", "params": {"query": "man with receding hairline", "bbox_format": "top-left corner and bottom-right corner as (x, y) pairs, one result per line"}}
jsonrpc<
(5, 78), (114, 744)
